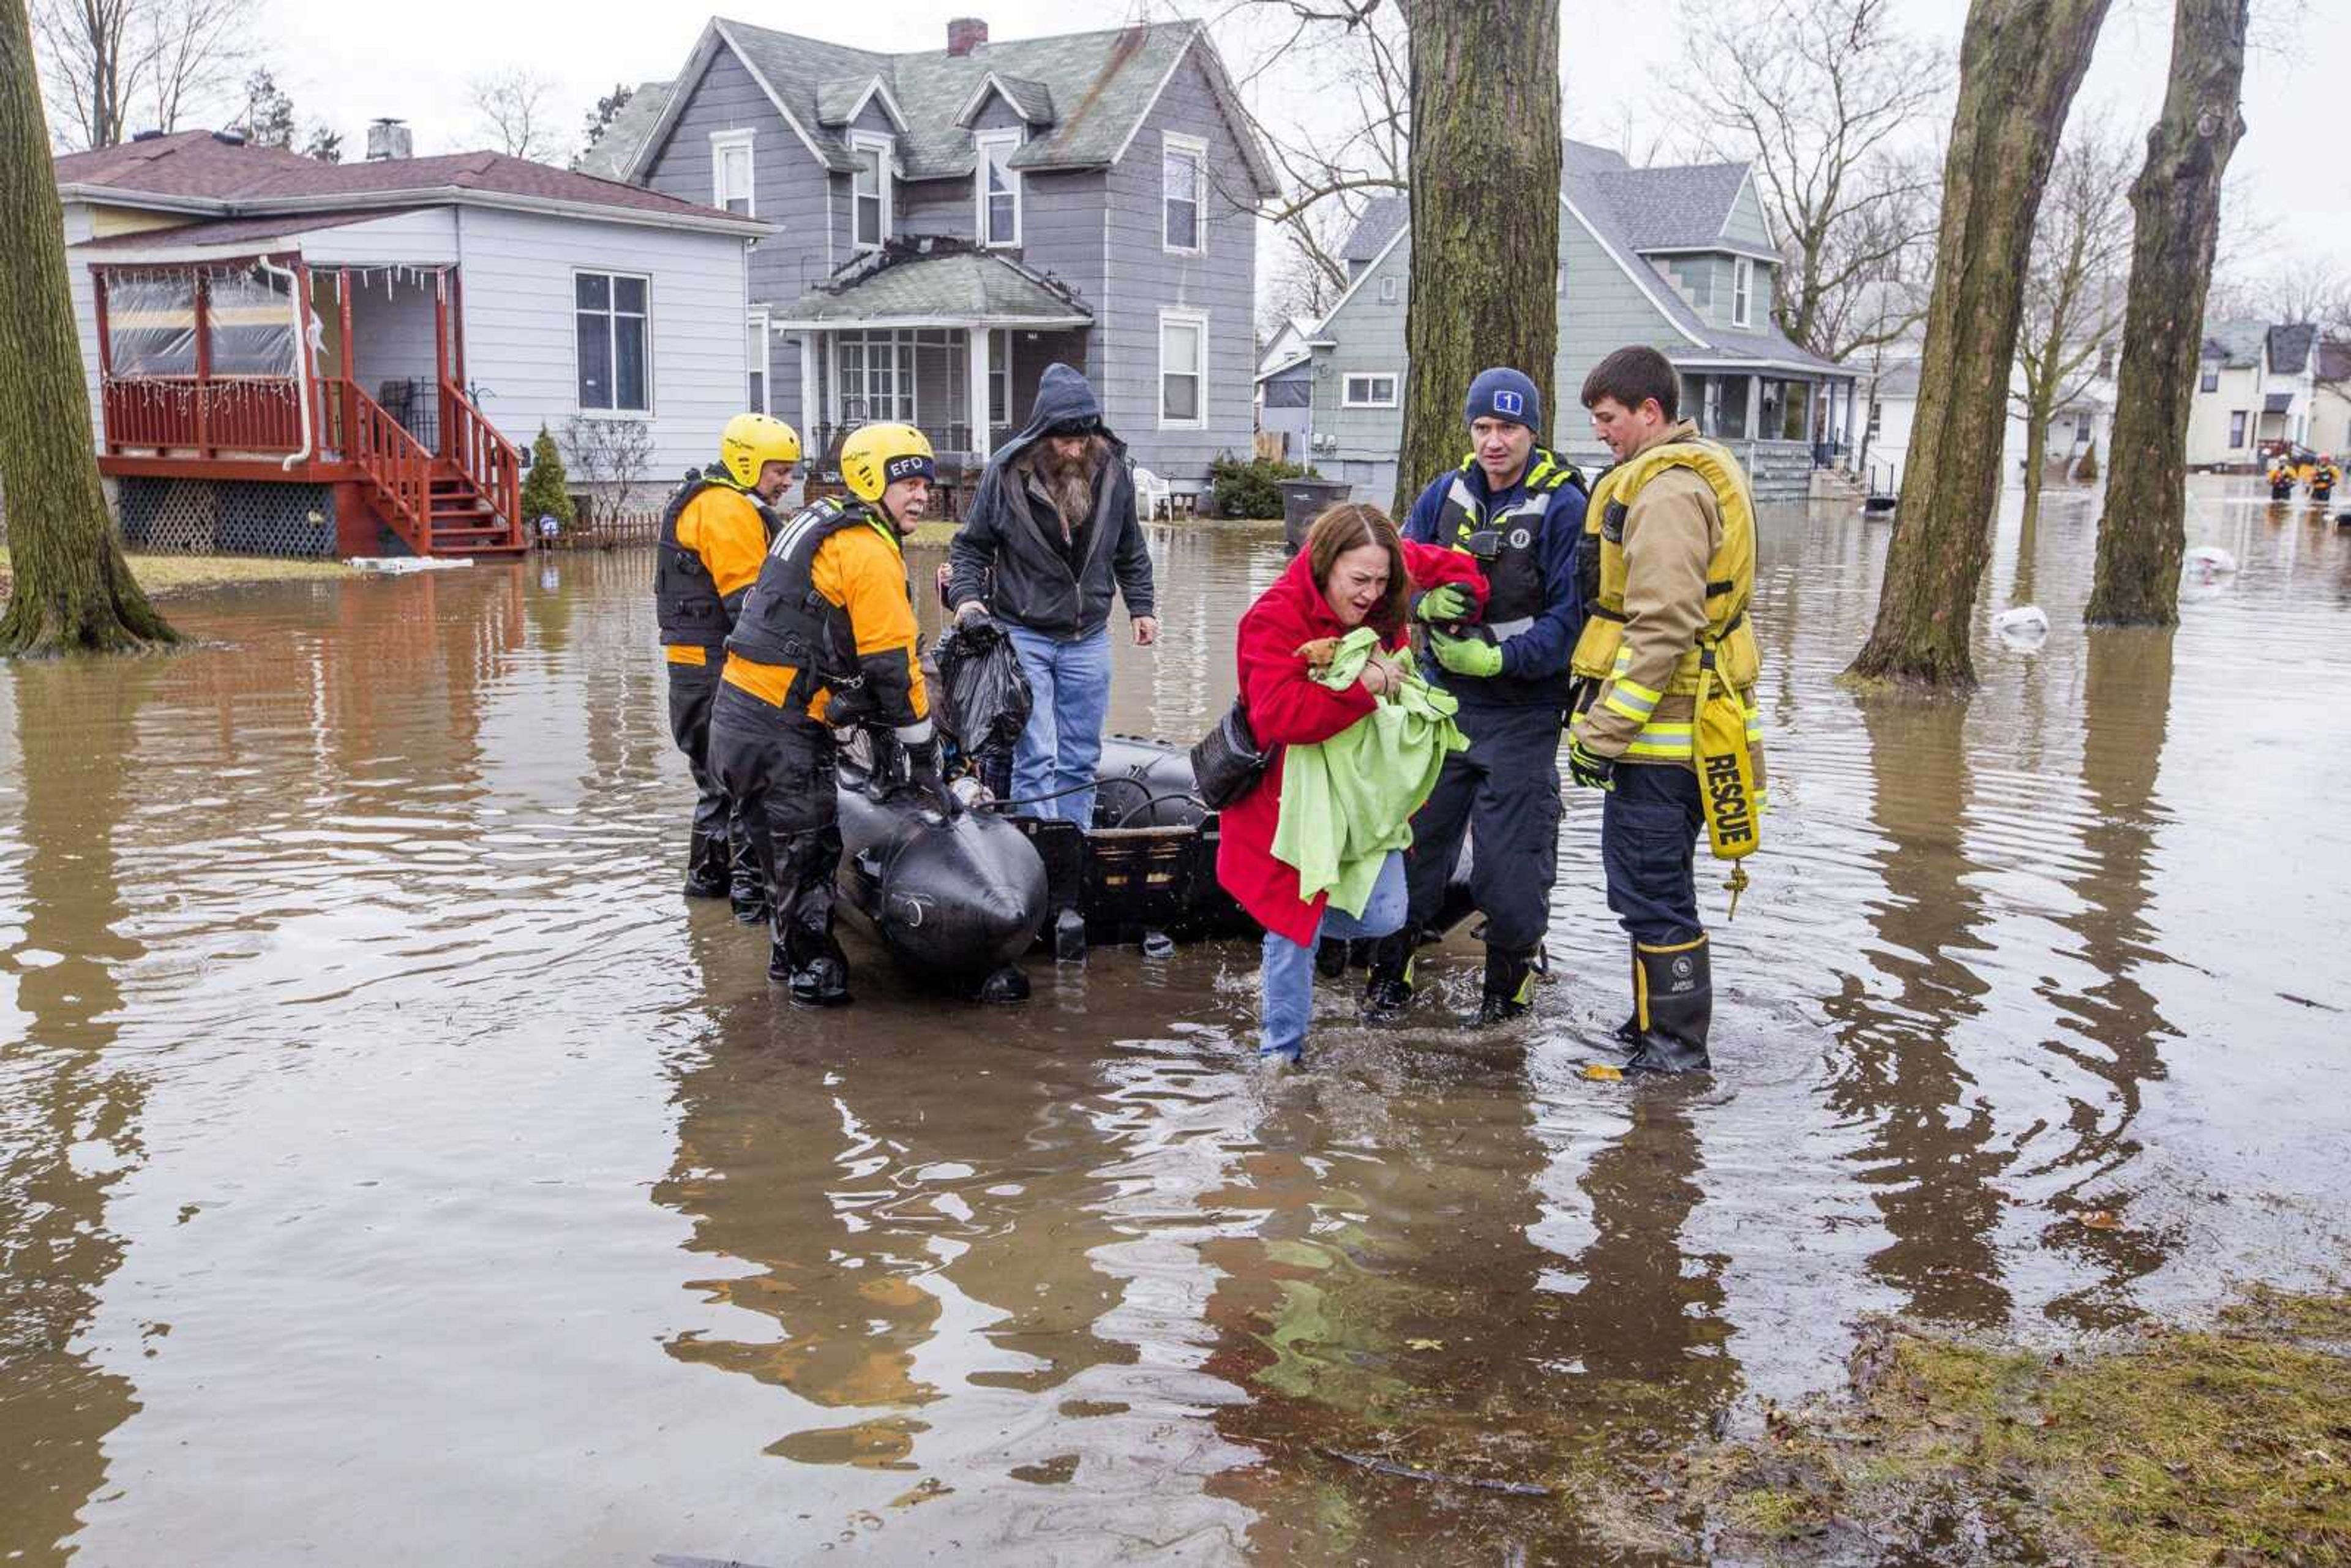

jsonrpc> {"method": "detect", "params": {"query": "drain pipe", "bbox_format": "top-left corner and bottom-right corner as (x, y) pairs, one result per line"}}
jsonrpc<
(255, 256), (314, 471)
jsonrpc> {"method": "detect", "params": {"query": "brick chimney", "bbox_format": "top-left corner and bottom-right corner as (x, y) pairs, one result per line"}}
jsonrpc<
(947, 17), (988, 56)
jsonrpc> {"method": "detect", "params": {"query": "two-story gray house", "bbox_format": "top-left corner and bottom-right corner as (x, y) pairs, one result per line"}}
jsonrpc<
(585, 16), (1278, 502)
(1293, 141), (1856, 503)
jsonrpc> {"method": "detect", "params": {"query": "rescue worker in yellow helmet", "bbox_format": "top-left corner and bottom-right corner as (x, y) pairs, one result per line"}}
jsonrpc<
(1567, 345), (1767, 1075)
(2312, 454), (2339, 504)
(708, 422), (950, 1007)
(657, 411), (801, 921)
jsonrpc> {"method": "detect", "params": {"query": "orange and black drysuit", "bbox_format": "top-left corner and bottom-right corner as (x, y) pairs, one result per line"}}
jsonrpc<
(656, 468), (774, 905)
(709, 495), (936, 1000)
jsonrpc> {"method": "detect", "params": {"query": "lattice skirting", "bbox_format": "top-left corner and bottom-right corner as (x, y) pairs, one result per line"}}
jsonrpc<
(116, 478), (337, 558)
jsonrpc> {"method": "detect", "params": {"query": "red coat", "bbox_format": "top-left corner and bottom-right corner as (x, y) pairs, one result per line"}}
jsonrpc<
(1214, 542), (1488, 945)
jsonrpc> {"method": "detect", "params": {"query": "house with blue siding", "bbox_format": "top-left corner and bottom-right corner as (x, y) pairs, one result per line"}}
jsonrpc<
(589, 15), (1279, 502)
(1300, 142), (1856, 503)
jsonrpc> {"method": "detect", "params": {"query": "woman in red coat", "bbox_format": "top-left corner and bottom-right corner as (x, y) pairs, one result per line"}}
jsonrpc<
(1215, 503), (1487, 1062)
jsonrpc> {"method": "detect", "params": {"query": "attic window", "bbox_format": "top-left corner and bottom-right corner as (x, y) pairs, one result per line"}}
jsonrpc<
(850, 132), (893, 249)
(975, 129), (1020, 247)
(711, 129), (752, 217)
(1163, 132), (1205, 254)
(2200, 365), (2219, 393)
(1731, 257), (1753, 329)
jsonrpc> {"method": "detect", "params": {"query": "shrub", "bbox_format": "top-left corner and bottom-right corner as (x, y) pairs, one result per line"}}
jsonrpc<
(519, 424), (575, 531)
(1209, 452), (1313, 519)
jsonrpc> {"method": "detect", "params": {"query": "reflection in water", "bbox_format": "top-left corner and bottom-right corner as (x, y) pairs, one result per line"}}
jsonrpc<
(2, 488), (2349, 1563)
(1826, 697), (2013, 1327)
(0, 663), (153, 1567)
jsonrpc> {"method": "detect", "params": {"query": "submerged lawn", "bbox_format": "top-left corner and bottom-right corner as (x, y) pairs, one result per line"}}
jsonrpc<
(0, 547), (355, 602)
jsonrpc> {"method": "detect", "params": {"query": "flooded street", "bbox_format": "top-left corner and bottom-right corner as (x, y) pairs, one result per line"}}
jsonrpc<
(5, 477), (2349, 1565)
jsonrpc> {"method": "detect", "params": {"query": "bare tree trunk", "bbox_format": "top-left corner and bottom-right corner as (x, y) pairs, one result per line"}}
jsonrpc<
(1389, 0), (1561, 517)
(2020, 400), (2053, 535)
(1845, 0), (2110, 689)
(0, 0), (175, 655)
(2087, 0), (2248, 627)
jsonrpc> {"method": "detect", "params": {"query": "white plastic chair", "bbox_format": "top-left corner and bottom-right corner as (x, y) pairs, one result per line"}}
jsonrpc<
(1132, 465), (1171, 522)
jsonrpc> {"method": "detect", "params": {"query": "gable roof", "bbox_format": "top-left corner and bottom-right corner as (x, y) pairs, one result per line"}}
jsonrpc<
(575, 82), (672, 181)
(1591, 161), (1752, 249)
(2200, 320), (2267, 367)
(2268, 323), (2317, 375)
(631, 18), (1277, 195)
(954, 72), (1055, 128)
(1313, 140), (1835, 375)
(2318, 337), (2351, 383)
(56, 129), (763, 235)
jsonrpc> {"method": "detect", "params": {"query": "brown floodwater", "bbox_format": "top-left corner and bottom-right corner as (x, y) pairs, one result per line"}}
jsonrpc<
(4, 477), (2347, 1566)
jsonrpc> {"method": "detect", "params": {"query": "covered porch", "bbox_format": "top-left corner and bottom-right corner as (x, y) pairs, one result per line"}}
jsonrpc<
(81, 217), (520, 557)
(772, 246), (1093, 498)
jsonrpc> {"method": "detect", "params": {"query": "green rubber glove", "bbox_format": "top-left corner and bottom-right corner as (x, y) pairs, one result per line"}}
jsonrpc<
(1414, 583), (1474, 625)
(1430, 629), (1503, 678)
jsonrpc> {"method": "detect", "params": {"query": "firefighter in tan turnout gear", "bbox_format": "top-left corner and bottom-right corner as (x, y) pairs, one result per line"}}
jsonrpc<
(1567, 346), (1766, 1075)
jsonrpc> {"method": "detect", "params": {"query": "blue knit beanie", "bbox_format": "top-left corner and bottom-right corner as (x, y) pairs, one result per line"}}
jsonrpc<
(1463, 367), (1542, 431)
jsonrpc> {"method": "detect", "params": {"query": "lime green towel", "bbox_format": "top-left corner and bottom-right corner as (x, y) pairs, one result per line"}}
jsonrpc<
(1272, 629), (1468, 916)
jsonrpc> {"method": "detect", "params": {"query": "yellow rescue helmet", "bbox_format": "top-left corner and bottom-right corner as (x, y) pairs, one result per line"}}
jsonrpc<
(719, 412), (803, 489)
(839, 422), (936, 504)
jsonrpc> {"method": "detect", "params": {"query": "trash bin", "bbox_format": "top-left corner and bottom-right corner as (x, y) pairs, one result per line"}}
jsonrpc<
(1278, 478), (1354, 555)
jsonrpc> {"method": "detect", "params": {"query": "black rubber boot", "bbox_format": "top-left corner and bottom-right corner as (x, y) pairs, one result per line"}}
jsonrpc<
(1362, 931), (1415, 1022)
(772, 931), (852, 1008)
(682, 831), (730, 899)
(1476, 943), (1539, 1024)
(728, 837), (768, 926)
(1613, 941), (1641, 1049)
(1625, 937), (1712, 1075)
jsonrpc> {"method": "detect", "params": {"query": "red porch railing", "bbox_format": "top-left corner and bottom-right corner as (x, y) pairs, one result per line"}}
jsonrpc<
(101, 375), (305, 455)
(439, 380), (522, 546)
(326, 377), (432, 555)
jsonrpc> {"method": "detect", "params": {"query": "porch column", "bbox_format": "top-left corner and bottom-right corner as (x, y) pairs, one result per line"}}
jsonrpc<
(967, 326), (992, 462)
(193, 274), (212, 456)
(1745, 377), (1762, 446)
(798, 331), (818, 453)
(337, 269), (356, 456)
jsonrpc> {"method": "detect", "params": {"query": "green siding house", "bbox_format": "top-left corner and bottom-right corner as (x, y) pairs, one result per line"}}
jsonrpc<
(1292, 141), (1856, 503)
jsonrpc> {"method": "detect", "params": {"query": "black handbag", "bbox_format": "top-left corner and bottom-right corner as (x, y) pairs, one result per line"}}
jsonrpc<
(1188, 697), (1272, 810)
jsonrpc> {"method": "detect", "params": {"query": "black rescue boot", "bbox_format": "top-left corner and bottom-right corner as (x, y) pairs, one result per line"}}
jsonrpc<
(771, 931), (853, 1008)
(1362, 931), (1415, 1022)
(1475, 943), (1539, 1024)
(1613, 941), (1641, 1049)
(682, 831), (730, 899)
(1625, 937), (1712, 1075)
(727, 838), (768, 926)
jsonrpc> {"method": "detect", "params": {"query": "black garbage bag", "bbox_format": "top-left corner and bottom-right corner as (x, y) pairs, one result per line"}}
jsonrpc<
(934, 615), (1033, 759)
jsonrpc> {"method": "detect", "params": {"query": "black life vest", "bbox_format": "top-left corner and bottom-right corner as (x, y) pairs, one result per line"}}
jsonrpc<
(655, 467), (772, 652)
(1431, 448), (1586, 703)
(725, 495), (892, 711)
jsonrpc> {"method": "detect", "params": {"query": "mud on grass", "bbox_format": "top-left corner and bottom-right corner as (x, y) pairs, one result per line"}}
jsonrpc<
(1597, 1286), (2351, 1566)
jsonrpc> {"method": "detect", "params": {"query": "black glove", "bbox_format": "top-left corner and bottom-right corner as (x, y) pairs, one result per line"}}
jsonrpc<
(1567, 733), (1617, 792)
(906, 737), (960, 818)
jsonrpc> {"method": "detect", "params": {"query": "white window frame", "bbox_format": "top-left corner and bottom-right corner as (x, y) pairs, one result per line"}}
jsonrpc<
(1731, 257), (1753, 328)
(1342, 372), (1398, 409)
(987, 327), (1011, 429)
(2228, 410), (2247, 449)
(2199, 364), (2220, 393)
(1161, 132), (1207, 256)
(849, 130), (894, 251)
(1379, 275), (1398, 303)
(572, 268), (653, 418)
(833, 329), (916, 427)
(1158, 307), (1209, 429)
(746, 308), (770, 415)
(710, 129), (754, 217)
(973, 129), (1022, 249)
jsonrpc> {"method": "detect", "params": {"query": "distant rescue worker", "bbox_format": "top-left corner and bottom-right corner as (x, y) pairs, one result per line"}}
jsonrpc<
(709, 423), (952, 1007)
(1569, 345), (1767, 1076)
(657, 412), (800, 921)
(948, 363), (1158, 826)
(2268, 452), (2298, 503)
(2313, 454), (2339, 503)
(1368, 367), (1589, 1024)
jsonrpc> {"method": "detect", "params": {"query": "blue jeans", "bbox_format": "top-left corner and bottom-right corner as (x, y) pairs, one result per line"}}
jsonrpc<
(1259, 851), (1408, 1058)
(1006, 625), (1112, 826)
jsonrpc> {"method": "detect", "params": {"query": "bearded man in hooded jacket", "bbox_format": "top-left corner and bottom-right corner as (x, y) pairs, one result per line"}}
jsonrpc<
(949, 363), (1159, 826)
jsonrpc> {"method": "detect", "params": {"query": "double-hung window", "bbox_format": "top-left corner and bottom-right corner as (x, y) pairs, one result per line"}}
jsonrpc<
(746, 311), (770, 415)
(2228, 411), (2247, 449)
(1731, 257), (1753, 328)
(1159, 309), (1208, 427)
(576, 271), (650, 413)
(2199, 365), (2219, 393)
(975, 130), (1021, 247)
(1343, 373), (1398, 408)
(1162, 133), (1206, 253)
(850, 132), (893, 250)
(987, 328), (1011, 428)
(711, 129), (753, 216)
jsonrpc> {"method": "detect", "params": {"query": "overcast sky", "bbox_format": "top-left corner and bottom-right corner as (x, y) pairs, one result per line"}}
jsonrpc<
(249, 0), (2345, 291)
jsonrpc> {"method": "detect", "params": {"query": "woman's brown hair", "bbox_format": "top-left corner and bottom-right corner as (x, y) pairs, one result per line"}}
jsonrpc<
(1304, 501), (1409, 639)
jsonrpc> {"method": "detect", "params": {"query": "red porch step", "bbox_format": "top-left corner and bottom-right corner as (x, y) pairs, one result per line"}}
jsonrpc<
(424, 474), (523, 558)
